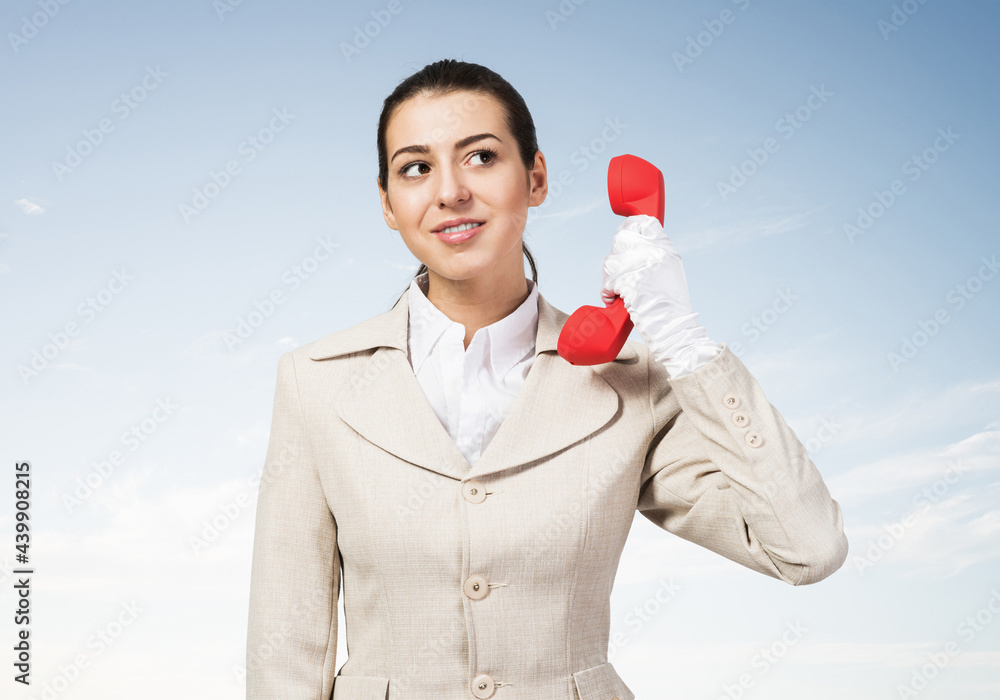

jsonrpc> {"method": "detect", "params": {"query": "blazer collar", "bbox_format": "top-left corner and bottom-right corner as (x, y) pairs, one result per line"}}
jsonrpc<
(308, 284), (637, 482)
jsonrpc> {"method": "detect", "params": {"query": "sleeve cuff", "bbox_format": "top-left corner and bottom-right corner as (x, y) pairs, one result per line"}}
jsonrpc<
(657, 340), (726, 380)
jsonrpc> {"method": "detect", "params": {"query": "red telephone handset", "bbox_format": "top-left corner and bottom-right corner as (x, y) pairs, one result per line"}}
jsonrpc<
(557, 154), (665, 366)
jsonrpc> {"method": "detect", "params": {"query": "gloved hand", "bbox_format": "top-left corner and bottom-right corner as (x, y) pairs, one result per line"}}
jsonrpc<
(600, 214), (724, 379)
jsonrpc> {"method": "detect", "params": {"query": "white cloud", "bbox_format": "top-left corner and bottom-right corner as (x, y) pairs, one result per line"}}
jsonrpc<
(847, 486), (1000, 579)
(529, 198), (604, 223)
(739, 352), (1000, 465)
(43, 470), (259, 597)
(15, 198), (45, 215)
(828, 424), (1000, 502)
(833, 422), (1000, 578)
(675, 210), (814, 253)
(615, 640), (1000, 700)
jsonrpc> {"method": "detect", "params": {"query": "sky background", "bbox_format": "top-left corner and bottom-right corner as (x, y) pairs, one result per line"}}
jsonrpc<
(2, 0), (999, 698)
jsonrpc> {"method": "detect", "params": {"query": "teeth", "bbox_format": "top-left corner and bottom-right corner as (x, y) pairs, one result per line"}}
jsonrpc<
(441, 222), (481, 234)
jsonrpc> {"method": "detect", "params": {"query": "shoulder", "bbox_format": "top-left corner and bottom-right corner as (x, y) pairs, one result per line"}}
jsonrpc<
(289, 297), (407, 367)
(270, 311), (394, 394)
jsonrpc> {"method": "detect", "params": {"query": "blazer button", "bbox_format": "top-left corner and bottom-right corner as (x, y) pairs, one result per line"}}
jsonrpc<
(731, 411), (749, 428)
(744, 431), (763, 448)
(462, 479), (487, 504)
(464, 575), (489, 600)
(471, 673), (495, 698)
(722, 392), (741, 410)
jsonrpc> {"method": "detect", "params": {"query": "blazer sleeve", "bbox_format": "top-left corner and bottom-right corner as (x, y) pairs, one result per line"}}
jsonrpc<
(636, 343), (848, 586)
(247, 351), (340, 699)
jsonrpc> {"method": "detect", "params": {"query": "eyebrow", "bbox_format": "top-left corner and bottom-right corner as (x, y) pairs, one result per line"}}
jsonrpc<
(390, 133), (501, 164)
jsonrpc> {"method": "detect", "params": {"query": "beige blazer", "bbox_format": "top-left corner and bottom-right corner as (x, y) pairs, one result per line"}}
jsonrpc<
(246, 285), (848, 700)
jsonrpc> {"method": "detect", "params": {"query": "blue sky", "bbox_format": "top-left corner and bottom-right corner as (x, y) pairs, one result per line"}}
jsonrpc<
(1, 0), (998, 697)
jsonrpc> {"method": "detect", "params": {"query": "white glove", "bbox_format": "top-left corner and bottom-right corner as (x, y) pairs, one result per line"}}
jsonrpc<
(600, 215), (723, 379)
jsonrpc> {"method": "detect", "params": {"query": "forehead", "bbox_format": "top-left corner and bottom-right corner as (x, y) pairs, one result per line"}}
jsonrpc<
(387, 91), (507, 146)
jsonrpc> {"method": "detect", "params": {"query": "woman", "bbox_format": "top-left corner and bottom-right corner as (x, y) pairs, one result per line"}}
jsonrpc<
(246, 59), (848, 700)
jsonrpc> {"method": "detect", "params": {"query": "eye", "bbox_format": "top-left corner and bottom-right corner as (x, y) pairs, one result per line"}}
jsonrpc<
(399, 162), (430, 179)
(469, 147), (499, 166)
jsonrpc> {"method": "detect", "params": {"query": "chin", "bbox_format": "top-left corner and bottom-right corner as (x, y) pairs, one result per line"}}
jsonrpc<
(433, 259), (497, 282)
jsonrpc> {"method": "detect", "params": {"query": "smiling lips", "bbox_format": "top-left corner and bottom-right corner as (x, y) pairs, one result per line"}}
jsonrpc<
(433, 220), (485, 244)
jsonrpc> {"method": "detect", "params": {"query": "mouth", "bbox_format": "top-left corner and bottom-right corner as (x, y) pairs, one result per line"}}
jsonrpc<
(432, 220), (485, 244)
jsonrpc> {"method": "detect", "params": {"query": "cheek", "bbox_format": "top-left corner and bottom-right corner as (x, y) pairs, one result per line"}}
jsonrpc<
(490, 184), (527, 230)
(392, 194), (427, 231)
(498, 193), (528, 234)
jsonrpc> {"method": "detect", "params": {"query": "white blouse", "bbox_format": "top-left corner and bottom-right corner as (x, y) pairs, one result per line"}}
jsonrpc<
(406, 271), (723, 467)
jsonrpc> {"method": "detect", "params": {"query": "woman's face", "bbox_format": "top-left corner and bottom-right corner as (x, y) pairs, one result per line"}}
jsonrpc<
(379, 90), (547, 286)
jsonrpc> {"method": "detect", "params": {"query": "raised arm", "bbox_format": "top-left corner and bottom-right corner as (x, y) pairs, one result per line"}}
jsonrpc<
(600, 214), (847, 585)
(637, 344), (848, 585)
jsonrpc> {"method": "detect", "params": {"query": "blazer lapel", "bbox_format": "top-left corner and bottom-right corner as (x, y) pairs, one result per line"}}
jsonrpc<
(308, 285), (637, 481)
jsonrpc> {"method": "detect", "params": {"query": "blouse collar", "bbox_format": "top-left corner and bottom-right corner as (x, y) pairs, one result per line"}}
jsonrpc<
(407, 271), (539, 380)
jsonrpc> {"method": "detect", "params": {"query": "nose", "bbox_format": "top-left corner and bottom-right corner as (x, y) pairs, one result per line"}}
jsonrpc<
(435, 162), (470, 209)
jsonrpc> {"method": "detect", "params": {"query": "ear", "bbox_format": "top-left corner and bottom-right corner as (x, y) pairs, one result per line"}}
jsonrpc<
(527, 151), (548, 208)
(378, 176), (398, 231)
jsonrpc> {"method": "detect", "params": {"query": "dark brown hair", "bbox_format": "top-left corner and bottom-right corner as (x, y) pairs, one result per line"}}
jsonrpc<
(380, 59), (540, 308)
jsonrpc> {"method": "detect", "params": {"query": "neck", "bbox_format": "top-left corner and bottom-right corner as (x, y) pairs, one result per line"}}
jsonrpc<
(424, 268), (531, 351)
